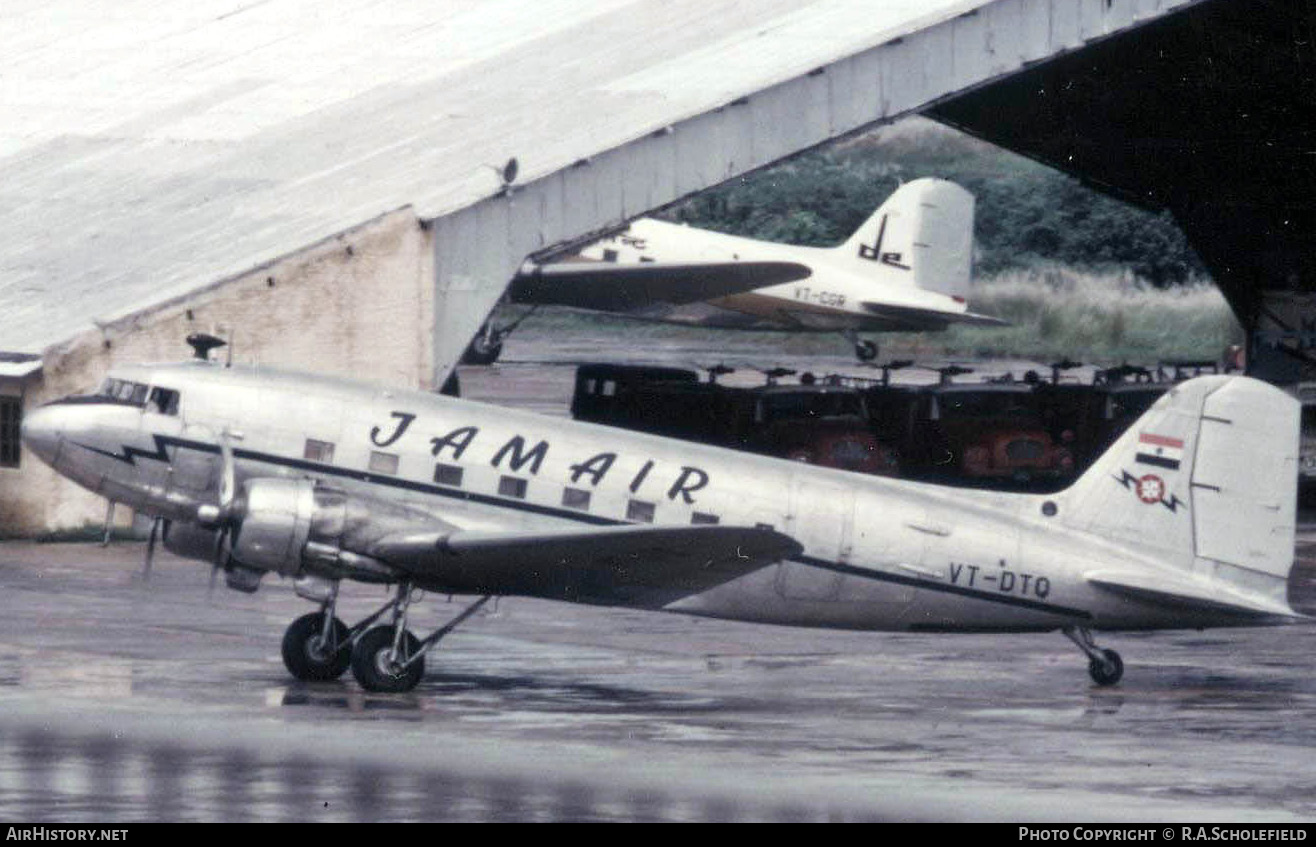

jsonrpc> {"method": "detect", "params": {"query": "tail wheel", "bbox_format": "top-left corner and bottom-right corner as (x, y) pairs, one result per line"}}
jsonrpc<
(1088, 648), (1124, 686)
(351, 626), (425, 693)
(281, 613), (351, 681)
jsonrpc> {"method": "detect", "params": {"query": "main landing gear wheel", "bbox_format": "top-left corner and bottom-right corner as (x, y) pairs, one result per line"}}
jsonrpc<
(1088, 649), (1124, 687)
(855, 340), (879, 361)
(281, 612), (351, 681)
(351, 626), (424, 693)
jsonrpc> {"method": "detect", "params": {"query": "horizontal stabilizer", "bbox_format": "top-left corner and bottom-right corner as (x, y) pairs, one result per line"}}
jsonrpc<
(1085, 569), (1297, 619)
(509, 260), (812, 310)
(369, 524), (801, 607)
(859, 301), (1010, 331)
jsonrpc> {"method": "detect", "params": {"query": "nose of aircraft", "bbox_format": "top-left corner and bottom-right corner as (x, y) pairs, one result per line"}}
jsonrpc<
(21, 404), (64, 466)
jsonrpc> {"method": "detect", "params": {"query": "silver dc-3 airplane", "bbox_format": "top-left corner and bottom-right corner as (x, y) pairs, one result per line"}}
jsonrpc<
(21, 361), (1301, 692)
(486, 177), (1006, 364)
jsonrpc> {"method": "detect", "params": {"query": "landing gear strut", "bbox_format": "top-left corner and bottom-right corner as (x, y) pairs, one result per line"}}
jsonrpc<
(459, 307), (540, 366)
(280, 580), (407, 682)
(281, 581), (493, 692)
(1063, 626), (1124, 686)
(347, 583), (494, 693)
(460, 323), (504, 366)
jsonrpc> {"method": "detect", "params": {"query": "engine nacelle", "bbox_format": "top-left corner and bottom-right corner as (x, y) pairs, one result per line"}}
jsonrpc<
(227, 478), (412, 582)
(231, 478), (318, 575)
(162, 520), (218, 561)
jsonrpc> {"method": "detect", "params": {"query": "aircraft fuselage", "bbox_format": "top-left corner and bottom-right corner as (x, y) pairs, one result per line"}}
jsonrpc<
(23, 362), (1262, 635)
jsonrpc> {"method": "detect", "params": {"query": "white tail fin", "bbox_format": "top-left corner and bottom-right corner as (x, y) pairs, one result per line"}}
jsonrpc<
(838, 178), (974, 301)
(1061, 375), (1299, 612)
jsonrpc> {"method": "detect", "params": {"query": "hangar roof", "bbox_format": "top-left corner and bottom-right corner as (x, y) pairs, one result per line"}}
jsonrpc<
(1, 0), (996, 355)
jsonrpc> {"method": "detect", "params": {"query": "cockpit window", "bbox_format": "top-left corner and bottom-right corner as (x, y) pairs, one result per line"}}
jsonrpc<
(148, 387), (180, 416)
(86, 378), (178, 414)
(97, 378), (147, 404)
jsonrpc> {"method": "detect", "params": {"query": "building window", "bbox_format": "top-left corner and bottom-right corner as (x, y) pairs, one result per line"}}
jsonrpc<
(499, 476), (527, 499)
(434, 463), (463, 487)
(369, 451), (399, 475)
(304, 439), (335, 463)
(627, 499), (655, 523)
(562, 487), (591, 510)
(691, 512), (719, 525)
(0, 397), (20, 468)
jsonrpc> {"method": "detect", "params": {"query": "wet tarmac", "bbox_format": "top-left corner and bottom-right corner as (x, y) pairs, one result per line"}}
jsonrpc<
(0, 540), (1313, 821)
(2, 330), (1314, 821)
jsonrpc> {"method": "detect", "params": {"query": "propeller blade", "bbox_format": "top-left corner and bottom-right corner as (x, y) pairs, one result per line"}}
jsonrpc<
(218, 430), (236, 517)
(142, 517), (160, 582)
(208, 525), (230, 599)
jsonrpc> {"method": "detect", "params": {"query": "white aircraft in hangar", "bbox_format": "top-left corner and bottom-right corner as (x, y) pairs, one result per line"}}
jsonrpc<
(467, 177), (1006, 363)
(22, 355), (1302, 692)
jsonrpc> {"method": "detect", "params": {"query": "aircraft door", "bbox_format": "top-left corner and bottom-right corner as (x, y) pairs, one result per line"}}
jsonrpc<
(150, 388), (219, 505)
(775, 476), (854, 601)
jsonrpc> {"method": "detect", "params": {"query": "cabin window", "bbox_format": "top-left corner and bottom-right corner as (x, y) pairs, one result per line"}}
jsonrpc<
(304, 439), (335, 464)
(562, 487), (591, 510)
(601, 380), (616, 397)
(0, 397), (20, 468)
(627, 499), (655, 523)
(434, 463), (463, 487)
(499, 476), (527, 499)
(691, 512), (719, 525)
(602, 248), (619, 262)
(369, 451), (399, 475)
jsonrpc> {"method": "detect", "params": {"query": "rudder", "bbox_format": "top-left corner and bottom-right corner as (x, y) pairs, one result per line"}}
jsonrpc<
(839, 178), (974, 301)
(1060, 375), (1299, 610)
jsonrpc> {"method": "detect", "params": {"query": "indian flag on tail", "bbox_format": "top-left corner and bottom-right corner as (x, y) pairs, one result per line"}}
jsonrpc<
(1137, 432), (1184, 471)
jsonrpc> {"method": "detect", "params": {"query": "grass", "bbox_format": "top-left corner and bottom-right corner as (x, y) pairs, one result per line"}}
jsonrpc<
(935, 266), (1243, 362)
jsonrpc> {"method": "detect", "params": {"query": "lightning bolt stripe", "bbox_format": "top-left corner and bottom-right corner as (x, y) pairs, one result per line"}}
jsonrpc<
(70, 433), (176, 466)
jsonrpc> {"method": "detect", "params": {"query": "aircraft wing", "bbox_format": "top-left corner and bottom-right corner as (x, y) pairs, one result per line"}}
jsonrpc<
(509, 260), (812, 311)
(1084, 569), (1299, 619)
(368, 523), (801, 608)
(859, 301), (1009, 331)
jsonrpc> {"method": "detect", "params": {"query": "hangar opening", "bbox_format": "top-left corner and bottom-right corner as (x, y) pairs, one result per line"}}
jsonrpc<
(929, 0), (1316, 383)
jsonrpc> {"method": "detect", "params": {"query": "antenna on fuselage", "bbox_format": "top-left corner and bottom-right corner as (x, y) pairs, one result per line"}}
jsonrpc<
(186, 333), (227, 363)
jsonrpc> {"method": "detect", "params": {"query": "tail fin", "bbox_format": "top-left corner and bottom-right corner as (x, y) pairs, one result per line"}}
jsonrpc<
(838, 178), (974, 301)
(1060, 376), (1299, 613)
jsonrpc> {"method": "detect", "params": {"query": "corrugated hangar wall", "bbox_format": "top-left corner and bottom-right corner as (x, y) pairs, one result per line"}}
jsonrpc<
(2, 0), (1202, 535)
(427, 0), (1202, 383)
